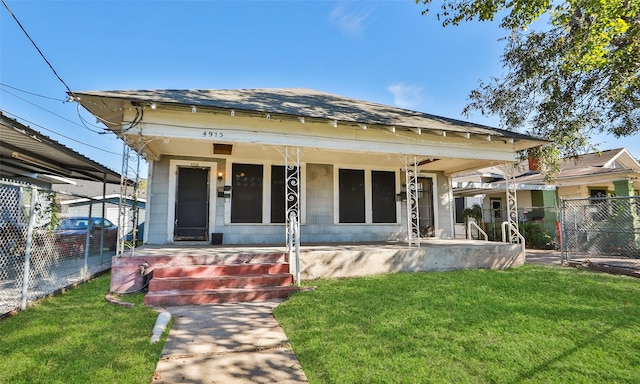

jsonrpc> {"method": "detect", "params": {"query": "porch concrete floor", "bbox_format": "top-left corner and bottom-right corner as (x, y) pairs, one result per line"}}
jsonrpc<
(122, 239), (506, 257)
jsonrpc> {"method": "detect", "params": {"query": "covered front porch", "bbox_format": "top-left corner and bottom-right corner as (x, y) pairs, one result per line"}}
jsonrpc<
(111, 240), (523, 305)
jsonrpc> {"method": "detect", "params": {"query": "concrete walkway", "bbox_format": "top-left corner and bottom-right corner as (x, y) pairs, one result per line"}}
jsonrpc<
(152, 300), (308, 384)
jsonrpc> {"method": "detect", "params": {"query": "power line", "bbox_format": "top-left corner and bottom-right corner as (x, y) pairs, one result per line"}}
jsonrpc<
(1, 0), (75, 96)
(0, 87), (107, 134)
(0, 82), (67, 102)
(1, 110), (122, 156)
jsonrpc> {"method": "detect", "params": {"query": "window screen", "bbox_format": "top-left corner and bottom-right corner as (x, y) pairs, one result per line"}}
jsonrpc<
(339, 169), (365, 223)
(455, 197), (465, 223)
(231, 164), (263, 223)
(372, 170), (396, 223)
(271, 165), (286, 223)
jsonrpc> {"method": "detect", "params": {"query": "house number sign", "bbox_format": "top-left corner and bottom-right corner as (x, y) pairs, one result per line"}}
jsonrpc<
(202, 130), (224, 138)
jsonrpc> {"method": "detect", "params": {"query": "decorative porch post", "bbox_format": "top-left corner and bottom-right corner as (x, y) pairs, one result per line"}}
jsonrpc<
(503, 162), (520, 243)
(283, 147), (301, 250)
(278, 147), (301, 284)
(405, 156), (420, 248)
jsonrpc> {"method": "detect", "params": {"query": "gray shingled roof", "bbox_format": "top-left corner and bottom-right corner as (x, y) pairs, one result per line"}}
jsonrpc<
(72, 88), (544, 141)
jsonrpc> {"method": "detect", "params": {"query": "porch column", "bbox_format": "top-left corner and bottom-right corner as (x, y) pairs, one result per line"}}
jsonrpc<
(276, 147), (301, 250)
(503, 162), (520, 243)
(285, 148), (301, 246)
(405, 156), (420, 248)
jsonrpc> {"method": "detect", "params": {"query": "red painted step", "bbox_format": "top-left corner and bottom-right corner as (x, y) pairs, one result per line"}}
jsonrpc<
(144, 286), (298, 306)
(148, 273), (294, 291)
(152, 263), (290, 278)
(143, 252), (297, 306)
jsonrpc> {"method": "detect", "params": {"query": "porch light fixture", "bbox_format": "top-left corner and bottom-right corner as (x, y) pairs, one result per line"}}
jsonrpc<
(217, 171), (224, 181)
(390, 126), (396, 133)
(360, 124), (367, 130)
(150, 102), (157, 110)
(299, 117), (305, 124)
(331, 120), (338, 128)
(266, 114), (271, 120)
(191, 106), (197, 113)
(231, 110), (235, 116)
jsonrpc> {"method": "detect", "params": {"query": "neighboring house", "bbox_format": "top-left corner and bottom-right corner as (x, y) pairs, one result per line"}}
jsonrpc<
(71, 88), (546, 245)
(517, 148), (640, 199)
(452, 148), (640, 246)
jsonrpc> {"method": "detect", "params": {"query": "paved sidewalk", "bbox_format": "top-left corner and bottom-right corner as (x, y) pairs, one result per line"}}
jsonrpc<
(524, 249), (563, 266)
(152, 300), (308, 384)
(525, 248), (640, 277)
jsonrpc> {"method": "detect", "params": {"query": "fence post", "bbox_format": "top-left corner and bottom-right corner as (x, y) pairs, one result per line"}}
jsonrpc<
(83, 204), (93, 279)
(20, 186), (38, 311)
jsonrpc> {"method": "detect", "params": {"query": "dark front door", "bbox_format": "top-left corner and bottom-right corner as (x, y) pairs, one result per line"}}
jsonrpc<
(175, 167), (209, 241)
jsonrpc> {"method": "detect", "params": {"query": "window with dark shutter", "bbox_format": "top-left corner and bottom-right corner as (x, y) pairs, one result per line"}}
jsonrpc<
(372, 170), (396, 223)
(231, 164), (263, 223)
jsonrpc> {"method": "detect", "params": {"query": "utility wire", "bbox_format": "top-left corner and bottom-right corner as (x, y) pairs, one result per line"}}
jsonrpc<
(1, 110), (122, 156)
(0, 82), (67, 102)
(2, 0), (75, 96)
(1, 88), (107, 134)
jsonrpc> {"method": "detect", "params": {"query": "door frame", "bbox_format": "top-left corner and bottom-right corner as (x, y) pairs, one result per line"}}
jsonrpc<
(167, 159), (218, 243)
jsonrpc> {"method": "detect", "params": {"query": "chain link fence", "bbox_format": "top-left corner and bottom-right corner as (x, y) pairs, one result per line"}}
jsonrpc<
(0, 179), (143, 317)
(560, 196), (640, 262)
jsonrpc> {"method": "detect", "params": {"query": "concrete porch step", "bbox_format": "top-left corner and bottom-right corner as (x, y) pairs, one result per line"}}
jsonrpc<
(152, 263), (290, 278)
(144, 285), (299, 306)
(148, 273), (294, 291)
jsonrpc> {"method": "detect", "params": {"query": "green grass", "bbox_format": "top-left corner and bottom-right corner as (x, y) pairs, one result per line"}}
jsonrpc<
(274, 265), (640, 383)
(0, 273), (166, 384)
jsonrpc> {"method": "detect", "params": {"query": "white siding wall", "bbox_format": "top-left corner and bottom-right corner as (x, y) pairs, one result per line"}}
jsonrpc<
(146, 158), (457, 244)
(146, 158), (170, 244)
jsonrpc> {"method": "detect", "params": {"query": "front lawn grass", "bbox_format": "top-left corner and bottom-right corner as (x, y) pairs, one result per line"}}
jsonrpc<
(274, 265), (640, 383)
(0, 273), (165, 384)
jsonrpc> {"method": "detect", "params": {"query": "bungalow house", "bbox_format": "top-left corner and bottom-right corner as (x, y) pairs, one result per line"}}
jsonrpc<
(70, 88), (547, 247)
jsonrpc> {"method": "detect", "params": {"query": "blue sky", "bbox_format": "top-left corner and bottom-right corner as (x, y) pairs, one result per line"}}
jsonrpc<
(1, 0), (638, 175)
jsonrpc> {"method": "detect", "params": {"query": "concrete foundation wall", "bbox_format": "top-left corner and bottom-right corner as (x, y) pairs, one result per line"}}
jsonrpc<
(298, 241), (523, 280)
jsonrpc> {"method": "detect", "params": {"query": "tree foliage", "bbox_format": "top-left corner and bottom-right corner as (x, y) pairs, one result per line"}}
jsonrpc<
(418, 0), (640, 174)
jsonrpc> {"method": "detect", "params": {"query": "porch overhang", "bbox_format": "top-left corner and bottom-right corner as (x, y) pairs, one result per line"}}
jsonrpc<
(70, 89), (547, 175)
